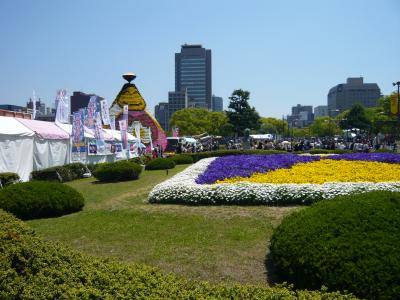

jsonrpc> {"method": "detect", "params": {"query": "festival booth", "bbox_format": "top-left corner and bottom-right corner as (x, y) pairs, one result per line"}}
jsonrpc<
(17, 118), (70, 173)
(0, 116), (35, 181)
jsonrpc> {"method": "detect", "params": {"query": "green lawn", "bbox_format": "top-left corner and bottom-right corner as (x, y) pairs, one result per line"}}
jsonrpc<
(27, 165), (300, 285)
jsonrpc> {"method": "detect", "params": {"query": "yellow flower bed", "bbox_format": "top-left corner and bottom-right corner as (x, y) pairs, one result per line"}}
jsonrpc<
(218, 160), (400, 184)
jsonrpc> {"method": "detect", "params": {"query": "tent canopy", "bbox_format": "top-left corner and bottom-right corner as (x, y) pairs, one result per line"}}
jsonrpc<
(18, 119), (69, 140)
(0, 116), (34, 136)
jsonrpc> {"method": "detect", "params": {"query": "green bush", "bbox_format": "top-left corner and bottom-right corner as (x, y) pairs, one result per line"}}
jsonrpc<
(0, 181), (84, 220)
(93, 160), (142, 182)
(170, 154), (194, 165)
(130, 154), (153, 166)
(63, 162), (87, 179)
(145, 157), (176, 170)
(269, 191), (400, 300)
(31, 163), (88, 182)
(0, 210), (357, 299)
(305, 149), (352, 154)
(0, 172), (20, 186)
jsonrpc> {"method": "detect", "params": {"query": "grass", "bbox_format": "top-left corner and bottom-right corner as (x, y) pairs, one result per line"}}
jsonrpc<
(27, 165), (300, 285)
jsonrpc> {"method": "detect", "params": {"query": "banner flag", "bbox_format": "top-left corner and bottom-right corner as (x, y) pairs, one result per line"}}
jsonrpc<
(100, 99), (110, 125)
(72, 110), (85, 153)
(94, 112), (104, 142)
(32, 90), (36, 120)
(390, 94), (398, 115)
(110, 115), (116, 131)
(55, 89), (69, 124)
(87, 96), (97, 129)
(119, 119), (128, 149)
(123, 104), (128, 121)
(172, 127), (179, 137)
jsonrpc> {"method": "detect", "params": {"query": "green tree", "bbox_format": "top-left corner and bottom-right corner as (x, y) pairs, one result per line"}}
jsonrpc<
(310, 117), (340, 137)
(258, 117), (288, 136)
(169, 108), (230, 136)
(226, 89), (261, 136)
(340, 103), (371, 131)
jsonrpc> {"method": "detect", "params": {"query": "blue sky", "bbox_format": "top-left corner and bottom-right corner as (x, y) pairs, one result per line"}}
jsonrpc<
(0, 0), (399, 118)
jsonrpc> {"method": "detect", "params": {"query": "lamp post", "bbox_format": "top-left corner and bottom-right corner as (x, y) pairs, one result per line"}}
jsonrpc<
(393, 81), (400, 120)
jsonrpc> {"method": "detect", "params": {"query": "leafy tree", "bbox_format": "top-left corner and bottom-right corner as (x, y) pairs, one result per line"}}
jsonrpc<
(258, 117), (288, 136)
(226, 89), (261, 136)
(310, 117), (340, 137)
(169, 108), (230, 136)
(339, 103), (371, 131)
(292, 127), (311, 138)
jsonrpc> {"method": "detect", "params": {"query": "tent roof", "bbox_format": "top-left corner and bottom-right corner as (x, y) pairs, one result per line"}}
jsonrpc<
(17, 119), (70, 140)
(56, 123), (96, 139)
(0, 116), (34, 137)
(103, 129), (137, 141)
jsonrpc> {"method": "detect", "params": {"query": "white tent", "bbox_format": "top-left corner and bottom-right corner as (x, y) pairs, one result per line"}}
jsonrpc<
(0, 117), (35, 181)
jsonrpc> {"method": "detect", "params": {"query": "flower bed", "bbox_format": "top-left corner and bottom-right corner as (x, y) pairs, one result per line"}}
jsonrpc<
(148, 153), (400, 205)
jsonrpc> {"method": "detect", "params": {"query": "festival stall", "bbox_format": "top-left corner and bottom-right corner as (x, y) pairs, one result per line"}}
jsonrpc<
(0, 116), (35, 181)
(17, 118), (70, 172)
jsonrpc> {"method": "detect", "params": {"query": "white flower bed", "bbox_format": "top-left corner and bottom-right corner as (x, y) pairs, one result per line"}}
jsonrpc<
(148, 157), (400, 205)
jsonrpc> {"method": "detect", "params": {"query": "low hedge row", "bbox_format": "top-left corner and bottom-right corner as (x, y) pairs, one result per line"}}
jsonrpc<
(93, 160), (142, 182)
(31, 163), (87, 182)
(0, 209), (356, 299)
(170, 154), (194, 165)
(270, 191), (400, 300)
(0, 172), (20, 186)
(145, 158), (176, 170)
(0, 181), (84, 220)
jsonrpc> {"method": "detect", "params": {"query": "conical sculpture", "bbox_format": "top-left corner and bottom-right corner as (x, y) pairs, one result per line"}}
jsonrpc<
(109, 73), (167, 150)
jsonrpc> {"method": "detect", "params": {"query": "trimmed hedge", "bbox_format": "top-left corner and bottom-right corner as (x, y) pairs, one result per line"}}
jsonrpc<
(270, 191), (400, 300)
(93, 160), (142, 182)
(145, 158), (176, 170)
(304, 149), (352, 154)
(0, 172), (20, 186)
(31, 163), (87, 182)
(170, 154), (194, 165)
(0, 181), (84, 220)
(187, 149), (287, 162)
(130, 154), (153, 166)
(0, 210), (357, 299)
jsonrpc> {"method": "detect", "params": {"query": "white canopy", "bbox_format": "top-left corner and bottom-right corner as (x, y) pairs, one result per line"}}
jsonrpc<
(0, 116), (34, 136)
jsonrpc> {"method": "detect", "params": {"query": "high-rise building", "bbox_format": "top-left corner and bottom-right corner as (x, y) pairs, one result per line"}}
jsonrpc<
(212, 95), (223, 112)
(314, 105), (328, 118)
(288, 104), (314, 128)
(70, 91), (104, 114)
(154, 102), (169, 131)
(175, 44), (212, 109)
(327, 77), (381, 116)
(26, 98), (46, 115)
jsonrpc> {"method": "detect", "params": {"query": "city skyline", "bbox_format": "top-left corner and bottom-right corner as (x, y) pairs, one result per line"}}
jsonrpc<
(0, 0), (399, 118)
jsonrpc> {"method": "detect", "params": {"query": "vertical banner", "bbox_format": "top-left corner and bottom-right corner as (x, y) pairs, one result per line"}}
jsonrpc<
(32, 90), (36, 120)
(390, 94), (398, 115)
(100, 99), (110, 125)
(119, 119), (128, 149)
(94, 112), (104, 142)
(72, 111), (85, 152)
(55, 89), (69, 124)
(110, 115), (116, 131)
(123, 104), (128, 121)
(87, 96), (97, 129)
(172, 127), (179, 137)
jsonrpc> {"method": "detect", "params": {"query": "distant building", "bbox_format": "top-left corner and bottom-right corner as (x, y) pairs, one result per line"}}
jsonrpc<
(314, 105), (328, 118)
(70, 91), (104, 114)
(154, 102), (169, 131)
(327, 77), (381, 116)
(26, 98), (46, 115)
(288, 104), (314, 128)
(0, 104), (25, 112)
(212, 95), (223, 112)
(175, 44), (212, 109)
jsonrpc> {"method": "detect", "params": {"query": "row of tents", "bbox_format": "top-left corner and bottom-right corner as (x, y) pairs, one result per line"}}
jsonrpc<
(0, 116), (140, 181)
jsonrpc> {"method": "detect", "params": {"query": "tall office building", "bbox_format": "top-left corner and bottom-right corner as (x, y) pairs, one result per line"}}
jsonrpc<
(328, 77), (381, 116)
(175, 44), (212, 109)
(212, 95), (223, 112)
(26, 98), (46, 115)
(70, 91), (104, 114)
(154, 102), (169, 131)
(288, 104), (314, 128)
(314, 105), (328, 118)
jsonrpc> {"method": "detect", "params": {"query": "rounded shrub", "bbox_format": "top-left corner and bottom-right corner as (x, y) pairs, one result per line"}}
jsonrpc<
(0, 172), (20, 186)
(269, 191), (400, 300)
(170, 154), (193, 165)
(145, 158), (176, 170)
(0, 181), (84, 220)
(92, 160), (142, 182)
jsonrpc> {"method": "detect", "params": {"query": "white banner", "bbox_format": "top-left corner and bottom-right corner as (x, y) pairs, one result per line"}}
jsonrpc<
(110, 115), (115, 131)
(87, 96), (97, 129)
(55, 89), (69, 124)
(100, 99), (110, 125)
(119, 119), (128, 149)
(123, 104), (128, 121)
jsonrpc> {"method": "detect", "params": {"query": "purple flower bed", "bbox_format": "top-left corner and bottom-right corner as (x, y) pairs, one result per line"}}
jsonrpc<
(325, 153), (400, 164)
(196, 154), (320, 184)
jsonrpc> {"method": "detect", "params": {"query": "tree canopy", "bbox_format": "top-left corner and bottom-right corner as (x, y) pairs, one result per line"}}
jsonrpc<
(309, 117), (340, 137)
(169, 108), (231, 136)
(226, 89), (261, 136)
(258, 117), (288, 136)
